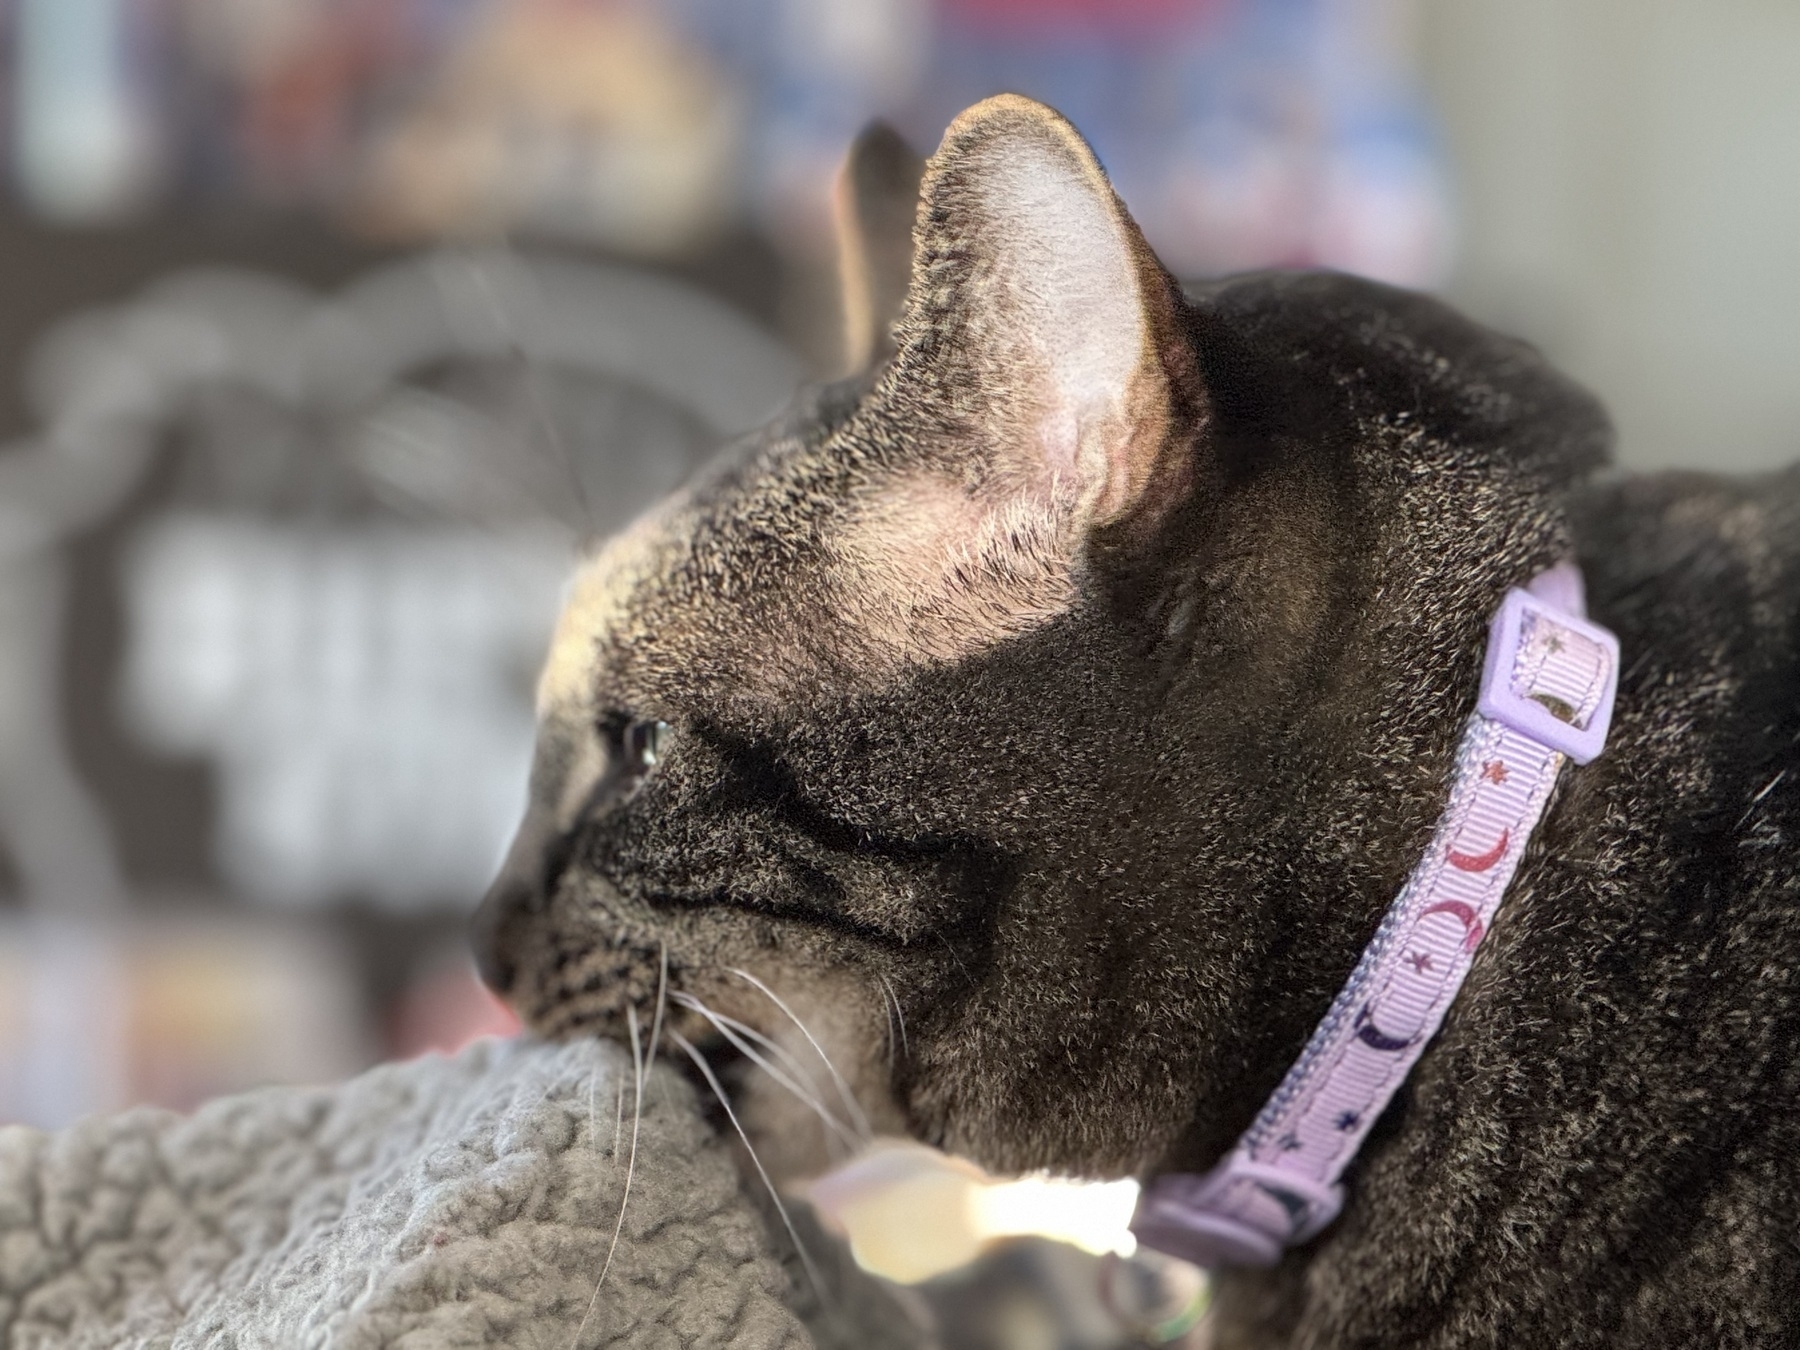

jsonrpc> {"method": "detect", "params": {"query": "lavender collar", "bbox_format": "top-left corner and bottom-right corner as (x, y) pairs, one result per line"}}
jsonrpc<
(1131, 563), (1621, 1268)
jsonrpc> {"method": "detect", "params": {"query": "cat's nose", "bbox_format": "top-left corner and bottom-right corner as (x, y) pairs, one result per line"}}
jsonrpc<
(471, 812), (559, 998)
(470, 875), (523, 996)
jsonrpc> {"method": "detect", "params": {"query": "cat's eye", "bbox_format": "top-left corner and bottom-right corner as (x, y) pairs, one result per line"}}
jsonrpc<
(622, 719), (673, 773)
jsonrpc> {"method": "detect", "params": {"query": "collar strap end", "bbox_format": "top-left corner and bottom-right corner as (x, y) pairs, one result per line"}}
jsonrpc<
(1134, 1159), (1343, 1269)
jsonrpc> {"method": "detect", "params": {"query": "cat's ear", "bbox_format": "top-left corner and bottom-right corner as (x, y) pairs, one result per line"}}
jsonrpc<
(834, 121), (926, 373)
(883, 94), (1197, 528)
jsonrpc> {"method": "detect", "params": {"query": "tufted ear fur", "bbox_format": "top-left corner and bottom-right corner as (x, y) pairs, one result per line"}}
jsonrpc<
(880, 94), (1200, 530)
(835, 121), (927, 374)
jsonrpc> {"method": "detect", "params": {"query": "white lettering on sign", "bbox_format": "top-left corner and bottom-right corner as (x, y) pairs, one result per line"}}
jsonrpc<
(121, 514), (570, 911)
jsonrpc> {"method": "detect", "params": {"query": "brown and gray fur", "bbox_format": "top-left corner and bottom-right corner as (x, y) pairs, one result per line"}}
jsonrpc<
(474, 95), (1800, 1347)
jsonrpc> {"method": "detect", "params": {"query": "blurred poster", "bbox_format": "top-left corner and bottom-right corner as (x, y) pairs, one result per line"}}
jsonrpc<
(120, 518), (567, 910)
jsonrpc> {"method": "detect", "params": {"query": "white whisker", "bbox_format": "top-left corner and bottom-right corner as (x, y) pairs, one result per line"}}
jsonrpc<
(670, 994), (821, 1096)
(611, 1076), (625, 1166)
(728, 967), (872, 1138)
(874, 978), (896, 1072)
(573, 1008), (644, 1348)
(876, 971), (909, 1060)
(695, 1006), (867, 1142)
(704, 1011), (815, 1086)
(672, 1030), (827, 1304)
(647, 942), (669, 1069)
(671, 992), (863, 1150)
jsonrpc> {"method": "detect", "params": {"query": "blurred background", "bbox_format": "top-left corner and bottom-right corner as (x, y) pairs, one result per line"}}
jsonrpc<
(0, 0), (1793, 1342)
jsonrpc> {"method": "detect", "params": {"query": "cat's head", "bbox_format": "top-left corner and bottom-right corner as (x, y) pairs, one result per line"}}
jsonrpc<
(473, 96), (1609, 1180)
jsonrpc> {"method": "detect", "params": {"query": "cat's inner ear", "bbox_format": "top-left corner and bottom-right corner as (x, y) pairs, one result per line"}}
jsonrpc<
(834, 121), (926, 374)
(883, 94), (1196, 528)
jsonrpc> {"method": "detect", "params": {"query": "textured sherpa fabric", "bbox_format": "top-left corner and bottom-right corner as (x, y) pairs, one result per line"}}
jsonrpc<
(0, 1037), (925, 1349)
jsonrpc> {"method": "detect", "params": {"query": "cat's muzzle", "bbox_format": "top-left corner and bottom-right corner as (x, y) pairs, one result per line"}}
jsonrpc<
(472, 831), (669, 1041)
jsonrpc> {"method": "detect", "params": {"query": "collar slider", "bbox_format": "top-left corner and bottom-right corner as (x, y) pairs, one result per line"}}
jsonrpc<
(1477, 586), (1619, 765)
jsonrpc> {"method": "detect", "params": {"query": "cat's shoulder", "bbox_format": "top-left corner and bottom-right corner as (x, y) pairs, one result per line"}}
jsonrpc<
(1579, 464), (1800, 634)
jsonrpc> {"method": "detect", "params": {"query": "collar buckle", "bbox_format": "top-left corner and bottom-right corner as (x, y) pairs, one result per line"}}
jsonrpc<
(1477, 586), (1619, 764)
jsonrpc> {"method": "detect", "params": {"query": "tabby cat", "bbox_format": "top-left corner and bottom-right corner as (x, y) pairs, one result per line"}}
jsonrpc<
(474, 95), (1800, 1346)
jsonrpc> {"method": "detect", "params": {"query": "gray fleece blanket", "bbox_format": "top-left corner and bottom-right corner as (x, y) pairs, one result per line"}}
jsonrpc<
(0, 1038), (924, 1349)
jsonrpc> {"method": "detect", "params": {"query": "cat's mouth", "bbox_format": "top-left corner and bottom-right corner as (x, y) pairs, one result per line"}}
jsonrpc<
(498, 934), (906, 1186)
(481, 870), (918, 1162)
(652, 1011), (893, 1188)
